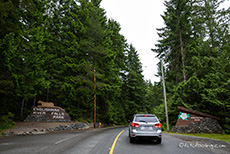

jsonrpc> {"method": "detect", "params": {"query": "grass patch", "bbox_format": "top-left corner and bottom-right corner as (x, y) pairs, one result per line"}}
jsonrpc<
(166, 132), (230, 143)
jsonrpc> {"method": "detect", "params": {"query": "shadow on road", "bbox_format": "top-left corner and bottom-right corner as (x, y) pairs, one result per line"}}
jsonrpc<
(129, 138), (163, 145)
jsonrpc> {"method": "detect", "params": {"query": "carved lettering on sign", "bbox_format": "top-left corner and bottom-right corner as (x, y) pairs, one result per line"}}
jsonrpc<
(25, 101), (71, 122)
(32, 111), (46, 115)
(30, 107), (70, 121)
(191, 117), (203, 121)
(33, 107), (60, 112)
(175, 106), (220, 126)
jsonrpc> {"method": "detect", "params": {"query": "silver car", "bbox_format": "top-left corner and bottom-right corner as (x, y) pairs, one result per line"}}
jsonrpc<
(128, 114), (162, 144)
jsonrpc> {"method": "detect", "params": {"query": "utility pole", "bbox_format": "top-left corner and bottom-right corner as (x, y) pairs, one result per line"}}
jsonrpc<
(161, 60), (169, 131)
(94, 67), (96, 128)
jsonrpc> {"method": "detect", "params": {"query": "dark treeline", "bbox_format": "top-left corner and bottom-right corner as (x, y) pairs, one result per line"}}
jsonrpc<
(0, 0), (157, 125)
(153, 0), (230, 133)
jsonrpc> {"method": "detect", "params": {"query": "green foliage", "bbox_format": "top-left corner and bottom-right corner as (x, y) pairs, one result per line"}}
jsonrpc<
(145, 81), (163, 113)
(0, 0), (153, 125)
(153, 0), (230, 133)
(0, 113), (16, 132)
(3, 0), (229, 130)
(120, 45), (147, 120)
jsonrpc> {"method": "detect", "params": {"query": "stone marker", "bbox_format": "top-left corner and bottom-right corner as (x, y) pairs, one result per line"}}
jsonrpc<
(171, 106), (224, 134)
(24, 101), (71, 122)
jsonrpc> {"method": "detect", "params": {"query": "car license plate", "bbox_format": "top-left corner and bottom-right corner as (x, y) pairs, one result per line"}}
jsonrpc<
(141, 126), (153, 130)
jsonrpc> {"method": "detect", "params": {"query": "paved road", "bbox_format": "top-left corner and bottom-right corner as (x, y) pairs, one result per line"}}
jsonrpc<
(0, 127), (229, 154)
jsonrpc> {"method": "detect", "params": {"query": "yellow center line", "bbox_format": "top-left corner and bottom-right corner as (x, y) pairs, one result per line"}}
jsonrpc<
(109, 129), (124, 154)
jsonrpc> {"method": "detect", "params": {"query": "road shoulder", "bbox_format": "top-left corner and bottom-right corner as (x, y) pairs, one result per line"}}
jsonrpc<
(167, 133), (230, 154)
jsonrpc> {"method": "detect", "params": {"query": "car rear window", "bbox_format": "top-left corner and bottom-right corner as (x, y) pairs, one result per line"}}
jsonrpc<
(134, 116), (158, 122)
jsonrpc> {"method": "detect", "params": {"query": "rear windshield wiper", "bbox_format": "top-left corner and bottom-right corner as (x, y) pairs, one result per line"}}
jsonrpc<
(139, 120), (148, 123)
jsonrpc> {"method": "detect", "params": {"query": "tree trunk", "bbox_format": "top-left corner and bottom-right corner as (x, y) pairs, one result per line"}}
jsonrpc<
(204, 0), (215, 49)
(179, 27), (187, 83)
(46, 87), (49, 102)
(33, 96), (36, 107)
(20, 99), (25, 120)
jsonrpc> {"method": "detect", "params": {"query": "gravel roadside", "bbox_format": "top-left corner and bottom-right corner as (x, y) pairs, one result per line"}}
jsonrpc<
(1, 122), (92, 137)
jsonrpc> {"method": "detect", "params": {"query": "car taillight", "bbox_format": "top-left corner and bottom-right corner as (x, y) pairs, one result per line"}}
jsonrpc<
(154, 123), (161, 128)
(131, 122), (139, 128)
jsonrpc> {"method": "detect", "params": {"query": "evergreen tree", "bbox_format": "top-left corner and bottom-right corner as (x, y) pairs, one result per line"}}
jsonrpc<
(122, 45), (147, 120)
(1, 0), (49, 119)
(153, 0), (193, 84)
(97, 19), (127, 124)
(145, 81), (163, 113)
(154, 0), (230, 132)
(0, 0), (22, 116)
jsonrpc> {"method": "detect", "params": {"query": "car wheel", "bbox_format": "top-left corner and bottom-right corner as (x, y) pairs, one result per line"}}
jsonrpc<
(129, 137), (135, 143)
(156, 138), (162, 144)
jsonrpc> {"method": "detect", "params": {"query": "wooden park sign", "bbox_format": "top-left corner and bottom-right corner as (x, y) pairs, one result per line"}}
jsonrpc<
(176, 106), (220, 126)
(25, 101), (71, 122)
(172, 106), (224, 134)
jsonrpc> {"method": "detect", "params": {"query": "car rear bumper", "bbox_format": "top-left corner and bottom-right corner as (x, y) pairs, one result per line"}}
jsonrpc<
(130, 130), (162, 138)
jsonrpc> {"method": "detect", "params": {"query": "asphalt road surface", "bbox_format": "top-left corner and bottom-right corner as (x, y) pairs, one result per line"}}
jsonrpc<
(0, 127), (229, 154)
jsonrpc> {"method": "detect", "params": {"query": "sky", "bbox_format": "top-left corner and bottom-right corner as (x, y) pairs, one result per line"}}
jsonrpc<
(100, 0), (230, 83)
(100, 0), (165, 83)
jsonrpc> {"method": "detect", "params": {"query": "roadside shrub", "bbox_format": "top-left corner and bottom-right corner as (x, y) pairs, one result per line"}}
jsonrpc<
(77, 117), (92, 123)
(0, 112), (16, 132)
(223, 117), (230, 134)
